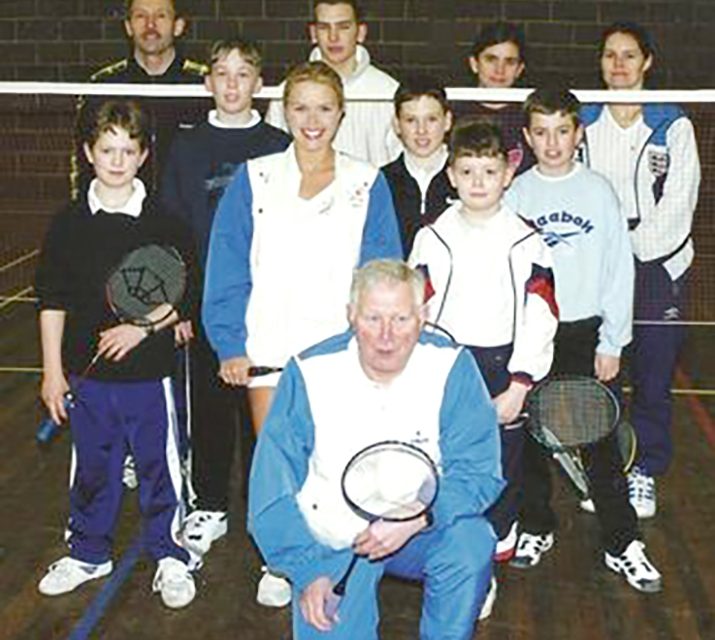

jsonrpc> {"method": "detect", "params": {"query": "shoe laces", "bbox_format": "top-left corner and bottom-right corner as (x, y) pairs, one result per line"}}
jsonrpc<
(628, 467), (655, 502)
(517, 533), (550, 555)
(618, 541), (660, 580)
(185, 510), (220, 534)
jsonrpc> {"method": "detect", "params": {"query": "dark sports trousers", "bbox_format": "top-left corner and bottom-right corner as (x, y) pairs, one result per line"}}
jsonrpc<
(68, 377), (190, 566)
(467, 344), (523, 541)
(519, 317), (639, 556)
(629, 261), (689, 476)
(183, 330), (250, 512)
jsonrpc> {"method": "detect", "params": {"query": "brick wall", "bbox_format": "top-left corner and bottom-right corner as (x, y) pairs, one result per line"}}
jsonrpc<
(0, 0), (712, 227)
(0, 0), (711, 87)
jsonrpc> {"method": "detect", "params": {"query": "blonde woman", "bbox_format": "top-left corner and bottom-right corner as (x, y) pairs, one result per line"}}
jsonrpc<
(203, 61), (401, 607)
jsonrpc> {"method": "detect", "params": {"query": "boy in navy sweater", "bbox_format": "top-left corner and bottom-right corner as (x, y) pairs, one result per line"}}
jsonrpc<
(160, 39), (290, 562)
(36, 100), (197, 608)
(382, 77), (456, 257)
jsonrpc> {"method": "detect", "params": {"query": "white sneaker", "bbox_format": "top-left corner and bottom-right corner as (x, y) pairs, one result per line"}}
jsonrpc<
(478, 576), (497, 620)
(494, 521), (518, 562)
(182, 510), (228, 556)
(122, 455), (138, 490)
(153, 557), (196, 609)
(627, 466), (656, 519)
(579, 497), (596, 513)
(604, 540), (662, 593)
(510, 532), (555, 569)
(38, 556), (112, 596)
(256, 567), (292, 607)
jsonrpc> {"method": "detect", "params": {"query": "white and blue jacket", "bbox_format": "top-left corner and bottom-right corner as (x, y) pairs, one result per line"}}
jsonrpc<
(247, 329), (504, 591)
(580, 103), (700, 280)
(202, 145), (402, 367)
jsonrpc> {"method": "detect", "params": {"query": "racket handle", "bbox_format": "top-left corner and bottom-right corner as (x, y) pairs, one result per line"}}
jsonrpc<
(36, 416), (61, 444)
(248, 366), (283, 377)
(324, 591), (342, 620)
(36, 393), (74, 445)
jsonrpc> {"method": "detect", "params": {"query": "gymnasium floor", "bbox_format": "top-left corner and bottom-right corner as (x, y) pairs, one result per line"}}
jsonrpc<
(1, 228), (714, 639)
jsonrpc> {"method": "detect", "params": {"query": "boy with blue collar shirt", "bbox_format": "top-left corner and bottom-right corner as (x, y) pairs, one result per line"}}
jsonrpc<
(160, 39), (290, 561)
(409, 120), (558, 607)
(36, 100), (199, 609)
(505, 88), (662, 593)
(382, 78), (457, 257)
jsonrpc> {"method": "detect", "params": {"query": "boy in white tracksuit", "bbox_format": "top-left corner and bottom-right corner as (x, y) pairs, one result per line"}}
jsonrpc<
(409, 120), (558, 572)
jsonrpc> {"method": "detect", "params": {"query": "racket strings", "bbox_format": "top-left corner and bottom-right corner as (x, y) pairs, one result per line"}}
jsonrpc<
(106, 245), (186, 322)
(342, 443), (438, 521)
(118, 265), (172, 307)
(529, 377), (619, 448)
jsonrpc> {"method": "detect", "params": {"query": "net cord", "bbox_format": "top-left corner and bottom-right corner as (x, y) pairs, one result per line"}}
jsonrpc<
(0, 82), (714, 103)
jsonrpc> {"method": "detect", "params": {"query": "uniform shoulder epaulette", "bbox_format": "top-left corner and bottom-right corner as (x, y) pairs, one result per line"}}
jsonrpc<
(90, 59), (129, 82)
(182, 59), (209, 76)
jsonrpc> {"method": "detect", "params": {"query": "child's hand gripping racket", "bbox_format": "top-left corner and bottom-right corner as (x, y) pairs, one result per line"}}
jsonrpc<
(323, 440), (439, 620)
(36, 244), (187, 444)
(524, 375), (621, 498)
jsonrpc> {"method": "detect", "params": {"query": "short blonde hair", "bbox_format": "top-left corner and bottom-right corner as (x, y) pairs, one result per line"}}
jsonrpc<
(349, 259), (425, 311)
(283, 61), (345, 111)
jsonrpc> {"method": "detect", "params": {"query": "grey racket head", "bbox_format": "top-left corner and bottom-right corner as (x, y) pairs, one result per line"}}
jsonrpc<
(105, 244), (186, 326)
(341, 440), (439, 522)
(526, 375), (620, 450)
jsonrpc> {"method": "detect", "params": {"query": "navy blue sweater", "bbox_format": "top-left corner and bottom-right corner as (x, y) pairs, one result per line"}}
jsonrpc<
(382, 153), (456, 257)
(160, 118), (291, 269)
(35, 196), (197, 380)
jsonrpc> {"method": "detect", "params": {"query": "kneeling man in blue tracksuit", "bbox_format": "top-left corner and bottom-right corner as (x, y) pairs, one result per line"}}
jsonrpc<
(248, 259), (504, 639)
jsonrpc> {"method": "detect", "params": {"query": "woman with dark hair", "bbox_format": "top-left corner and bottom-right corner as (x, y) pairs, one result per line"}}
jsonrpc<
(455, 21), (535, 176)
(580, 22), (701, 519)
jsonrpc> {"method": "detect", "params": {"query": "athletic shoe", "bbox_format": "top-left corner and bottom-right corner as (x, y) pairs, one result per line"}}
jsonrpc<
(182, 510), (228, 556)
(478, 576), (497, 620)
(494, 521), (518, 562)
(122, 455), (138, 490)
(604, 540), (662, 593)
(627, 466), (656, 519)
(509, 532), (555, 569)
(38, 556), (113, 596)
(152, 557), (196, 609)
(256, 566), (292, 607)
(579, 497), (596, 513)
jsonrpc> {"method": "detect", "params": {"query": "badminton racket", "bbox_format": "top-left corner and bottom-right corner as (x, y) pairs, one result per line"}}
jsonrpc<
(36, 243), (188, 444)
(524, 375), (620, 499)
(324, 440), (439, 618)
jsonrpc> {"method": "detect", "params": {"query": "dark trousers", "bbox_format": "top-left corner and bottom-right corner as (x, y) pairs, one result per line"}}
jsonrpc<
(467, 344), (523, 541)
(68, 377), (189, 565)
(186, 331), (245, 512)
(519, 318), (639, 555)
(630, 261), (688, 476)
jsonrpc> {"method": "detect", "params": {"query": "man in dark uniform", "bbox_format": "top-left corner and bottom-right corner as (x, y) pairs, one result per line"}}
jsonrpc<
(71, 0), (208, 199)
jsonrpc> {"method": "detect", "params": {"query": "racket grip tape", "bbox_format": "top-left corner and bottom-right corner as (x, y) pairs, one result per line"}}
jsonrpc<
(324, 592), (342, 620)
(36, 416), (61, 444)
(248, 366), (284, 377)
(36, 393), (74, 445)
